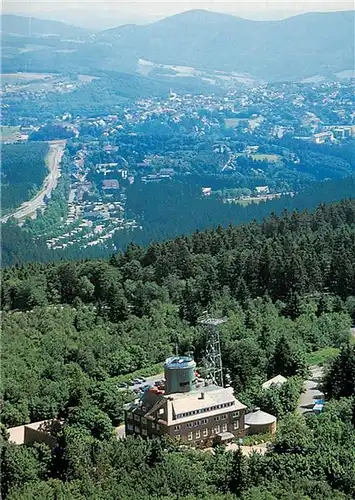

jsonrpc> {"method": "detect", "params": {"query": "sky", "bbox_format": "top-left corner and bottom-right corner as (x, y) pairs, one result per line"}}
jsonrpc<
(4, 0), (354, 29)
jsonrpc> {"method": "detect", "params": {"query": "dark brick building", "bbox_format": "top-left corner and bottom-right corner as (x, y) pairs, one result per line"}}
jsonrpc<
(124, 356), (246, 448)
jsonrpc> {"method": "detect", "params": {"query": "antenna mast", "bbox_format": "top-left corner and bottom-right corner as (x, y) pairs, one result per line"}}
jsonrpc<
(198, 315), (226, 387)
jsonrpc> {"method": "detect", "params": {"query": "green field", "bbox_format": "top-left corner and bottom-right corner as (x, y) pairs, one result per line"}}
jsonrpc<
(224, 118), (249, 128)
(0, 125), (20, 140)
(234, 152), (280, 162)
(251, 153), (280, 162)
(306, 346), (340, 366)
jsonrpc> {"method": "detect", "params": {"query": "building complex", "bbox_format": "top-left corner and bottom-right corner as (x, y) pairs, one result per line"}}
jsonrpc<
(124, 355), (247, 448)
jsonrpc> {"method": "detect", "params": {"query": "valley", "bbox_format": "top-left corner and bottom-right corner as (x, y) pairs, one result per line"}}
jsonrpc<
(1, 8), (355, 500)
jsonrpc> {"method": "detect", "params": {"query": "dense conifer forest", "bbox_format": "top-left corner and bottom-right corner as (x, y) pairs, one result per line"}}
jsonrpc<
(3, 175), (355, 268)
(1, 199), (355, 499)
(1, 142), (49, 212)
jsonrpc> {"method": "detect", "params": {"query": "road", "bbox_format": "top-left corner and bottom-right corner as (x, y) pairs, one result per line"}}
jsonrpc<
(1, 140), (66, 223)
(299, 366), (324, 414)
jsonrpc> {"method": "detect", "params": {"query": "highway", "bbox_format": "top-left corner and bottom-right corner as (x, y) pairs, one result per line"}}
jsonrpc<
(1, 140), (66, 223)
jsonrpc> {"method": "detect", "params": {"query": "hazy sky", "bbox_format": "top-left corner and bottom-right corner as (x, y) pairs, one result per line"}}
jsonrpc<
(4, 0), (354, 29)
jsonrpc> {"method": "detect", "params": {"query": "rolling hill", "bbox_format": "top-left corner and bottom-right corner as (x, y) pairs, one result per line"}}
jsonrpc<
(98, 9), (355, 81)
(1, 14), (89, 38)
(1, 9), (354, 83)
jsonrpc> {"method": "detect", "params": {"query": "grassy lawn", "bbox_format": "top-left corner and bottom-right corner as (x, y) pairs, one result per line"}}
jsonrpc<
(306, 347), (339, 366)
(0, 126), (20, 140)
(114, 362), (164, 384)
(251, 153), (280, 162)
(234, 152), (280, 162)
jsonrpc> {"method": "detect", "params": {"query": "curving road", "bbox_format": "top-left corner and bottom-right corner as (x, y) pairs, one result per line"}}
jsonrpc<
(1, 140), (66, 223)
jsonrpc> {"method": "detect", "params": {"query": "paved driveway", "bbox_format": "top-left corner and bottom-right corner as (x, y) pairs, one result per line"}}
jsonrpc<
(299, 366), (324, 414)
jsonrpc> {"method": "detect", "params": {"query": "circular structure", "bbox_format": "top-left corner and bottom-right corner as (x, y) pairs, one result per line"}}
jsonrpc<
(164, 356), (197, 394)
(245, 409), (277, 435)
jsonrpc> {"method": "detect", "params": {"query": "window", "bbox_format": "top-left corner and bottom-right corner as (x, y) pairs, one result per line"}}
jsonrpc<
(194, 420), (200, 427)
(156, 424), (160, 431)
(222, 414), (227, 420)
(134, 426), (140, 433)
(142, 429), (147, 436)
(152, 422), (156, 429)
(127, 424), (133, 431)
(233, 411), (240, 418)
(202, 418), (208, 424)
(203, 428), (208, 437)
(127, 412), (133, 419)
(187, 422), (193, 428)
(174, 425), (181, 431)
(195, 430), (200, 439)
(188, 432), (193, 441)
(134, 414), (140, 422)
(234, 421), (239, 430)
(141, 417), (147, 425)
(214, 416), (220, 421)
(222, 423), (228, 432)
(215, 425), (220, 434)
(159, 408), (164, 415)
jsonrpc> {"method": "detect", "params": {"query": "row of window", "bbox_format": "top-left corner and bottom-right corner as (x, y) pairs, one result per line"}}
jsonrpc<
(127, 422), (161, 434)
(127, 424), (148, 436)
(187, 421), (239, 441)
(174, 412), (239, 430)
(128, 410), (240, 429)
(176, 402), (234, 419)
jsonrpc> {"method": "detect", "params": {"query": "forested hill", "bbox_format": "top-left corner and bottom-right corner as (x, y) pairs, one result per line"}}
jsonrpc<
(2, 198), (355, 313)
(2, 198), (355, 499)
(2, 176), (355, 268)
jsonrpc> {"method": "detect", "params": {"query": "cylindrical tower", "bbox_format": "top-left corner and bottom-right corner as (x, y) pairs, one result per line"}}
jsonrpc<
(164, 356), (197, 394)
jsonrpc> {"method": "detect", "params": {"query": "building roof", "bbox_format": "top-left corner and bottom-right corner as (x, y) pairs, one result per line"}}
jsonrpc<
(262, 375), (287, 390)
(245, 410), (276, 426)
(217, 431), (235, 441)
(164, 356), (195, 370)
(130, 384), (246, 426)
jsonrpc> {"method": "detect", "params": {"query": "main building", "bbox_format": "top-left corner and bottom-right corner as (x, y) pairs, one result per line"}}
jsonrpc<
(124, 355), (246, 448)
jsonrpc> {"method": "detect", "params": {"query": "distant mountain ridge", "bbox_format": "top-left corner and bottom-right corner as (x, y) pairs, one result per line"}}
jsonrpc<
(1, 14), (89, 38)
(98, 9), (355, 81)
(1, 9), (354, 82)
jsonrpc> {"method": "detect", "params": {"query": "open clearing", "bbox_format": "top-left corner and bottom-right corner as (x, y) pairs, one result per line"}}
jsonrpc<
(1, 72), (54, 80)
(234, 152), (280, 162)
(0, 126), (21, 140)
(226, 193), (282, 206)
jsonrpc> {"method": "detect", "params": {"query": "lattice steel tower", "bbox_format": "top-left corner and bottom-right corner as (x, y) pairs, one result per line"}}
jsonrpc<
(198, 315), (226, 387)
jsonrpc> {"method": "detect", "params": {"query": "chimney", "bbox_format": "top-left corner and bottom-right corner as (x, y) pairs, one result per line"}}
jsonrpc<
(199, 392), (205, 400)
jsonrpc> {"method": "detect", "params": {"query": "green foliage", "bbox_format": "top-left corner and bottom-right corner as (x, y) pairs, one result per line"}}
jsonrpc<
(274, 414), (314, 453)
(1, 199), (355, 499)
(268, 336), (307, 378)
(323, 344), (355, 399)
(255, 377), (304, 419)
(1, 142), (49, 212)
